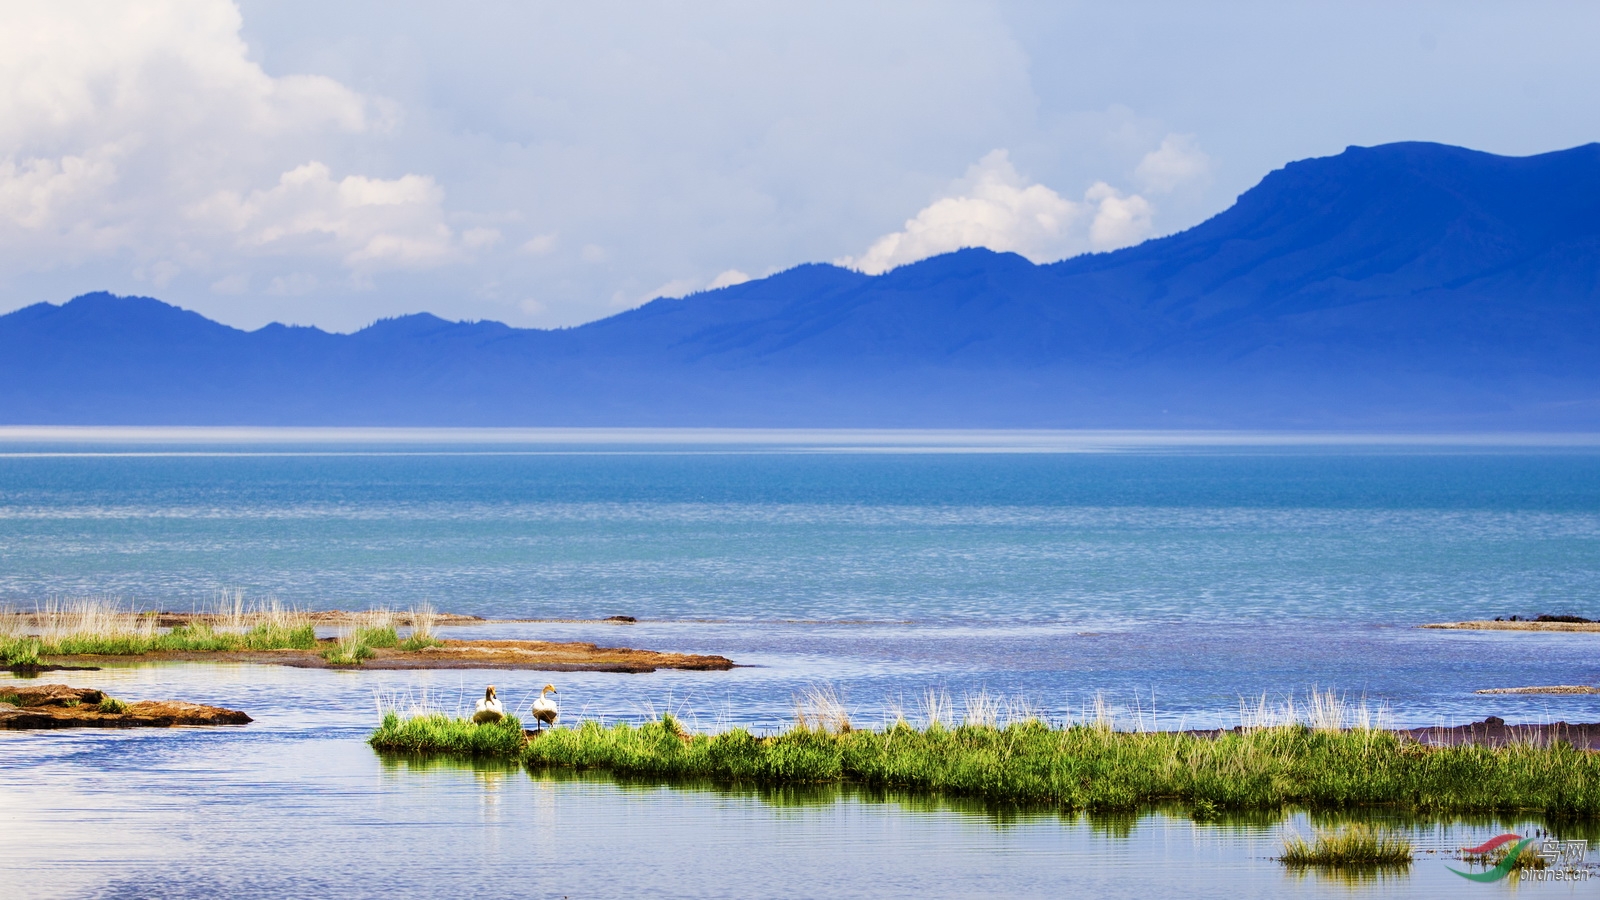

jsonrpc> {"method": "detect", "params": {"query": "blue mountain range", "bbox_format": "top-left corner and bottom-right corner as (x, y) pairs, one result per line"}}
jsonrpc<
(4, 141), (1599, 427)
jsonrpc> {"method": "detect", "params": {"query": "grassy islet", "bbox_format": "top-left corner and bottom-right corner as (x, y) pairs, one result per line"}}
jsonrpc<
(369, 713), (1600, 817)
(1280, 823), (1414, 867)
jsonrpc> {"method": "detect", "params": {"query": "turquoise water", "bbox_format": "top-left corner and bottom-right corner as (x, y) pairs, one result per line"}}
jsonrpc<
(2, 432), (1598, 727)
(2, 430), (1599, 897)
(4, 437), (1598, 625)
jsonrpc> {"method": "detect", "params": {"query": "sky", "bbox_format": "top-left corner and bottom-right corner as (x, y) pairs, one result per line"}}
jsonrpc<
(1, 1), (1597, 333)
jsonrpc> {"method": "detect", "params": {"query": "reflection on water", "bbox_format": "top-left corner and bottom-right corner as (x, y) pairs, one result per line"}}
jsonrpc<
(2, 667), (1596, 899)
(1281, 864), (1416, 889)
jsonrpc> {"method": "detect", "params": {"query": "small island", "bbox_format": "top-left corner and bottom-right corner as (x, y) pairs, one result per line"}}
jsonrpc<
(41, 638), (736, 673)
(1423, 614), (1600, 632)
(367, 707), (1600, 818)
(1, 603), (734, 673)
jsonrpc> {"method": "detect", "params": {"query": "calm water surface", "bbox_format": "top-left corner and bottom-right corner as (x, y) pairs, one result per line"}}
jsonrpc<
(2, 431), (1598, 897)
(3, 665), (1597, 899)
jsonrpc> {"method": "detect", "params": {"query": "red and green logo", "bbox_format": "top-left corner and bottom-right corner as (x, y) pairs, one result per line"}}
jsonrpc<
(1449, 834), (1534, 883)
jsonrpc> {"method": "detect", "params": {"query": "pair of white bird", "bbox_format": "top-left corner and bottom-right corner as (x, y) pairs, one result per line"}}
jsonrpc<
(473, 684), (559, 730)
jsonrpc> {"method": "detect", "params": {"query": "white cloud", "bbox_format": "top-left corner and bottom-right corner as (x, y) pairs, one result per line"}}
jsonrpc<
(1135, 133), (1212, 194)
(519, 233), (557, 256)
(461, 227), (502, 250)
(0, 149), (120, 233)
(618, 268), (755, 307)
(0, 3), (1194, 329)
(641, 279), (701, 302)
(837, 151), (1082, 274)
(707, 269), (752, 290)
(143, 260), (182, 289)
(267, 272), (319, 295)
(4, 2), (1597, 334)
(0, 3), (370, 151)
(188, 162), (458, 270)
(658, 268), (756, 300)
(838, 149), (1158, 274)
(210, 273), (249, 294)
(0, 1), (462, 286)
(1085, 182), (1155, 250)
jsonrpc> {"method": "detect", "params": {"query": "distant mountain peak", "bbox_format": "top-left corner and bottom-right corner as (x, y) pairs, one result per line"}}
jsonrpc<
(358, 312), (458, 333)
(3, 141), (1598, 427)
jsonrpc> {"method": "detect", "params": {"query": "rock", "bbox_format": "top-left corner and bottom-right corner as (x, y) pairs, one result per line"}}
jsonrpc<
(1481, 716), (1506, 726)
(0, 684), (251, 729)
(0, 684), (104, 706)
(603, 615), (638, 623)
(120, 701), (253, 727)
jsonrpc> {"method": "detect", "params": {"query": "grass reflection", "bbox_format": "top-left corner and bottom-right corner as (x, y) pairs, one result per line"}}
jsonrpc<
(384, 750), (1589, 867)
(377, 752), (523, 777)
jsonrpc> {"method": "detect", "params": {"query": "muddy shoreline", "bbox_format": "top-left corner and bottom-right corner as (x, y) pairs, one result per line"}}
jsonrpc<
(1397, 718), (1600, 750)
(1475, 685), (1600, 695)
(1423, 620), (1600, 632)
(41, 638), (735, 673)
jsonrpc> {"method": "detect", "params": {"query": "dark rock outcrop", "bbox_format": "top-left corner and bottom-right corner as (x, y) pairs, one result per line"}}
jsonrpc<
(0, 684), (251, 729)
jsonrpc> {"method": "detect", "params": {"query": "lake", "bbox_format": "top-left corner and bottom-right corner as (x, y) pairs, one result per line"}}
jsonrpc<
(2, 429), (1598, 897)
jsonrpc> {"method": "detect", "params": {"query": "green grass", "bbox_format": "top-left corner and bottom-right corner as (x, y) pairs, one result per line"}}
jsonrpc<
(352, 625), (398, 649)
(320, 620), (438, 664)
(369, 712), (527, 756)
(1280, 823), (1414, 867)
(3, 614), (412, 668)
(318, 624), (397, 665)
(398, 633), (443, 651)
(1, 637), (42, 667)
(1, 622), (316, 658)
(322, 639), (376, 666)
(97, 696), (129, 714)
(239, 622), (318, 650)
(1, 603), (443, 669)
(368, 714), (1600, 817)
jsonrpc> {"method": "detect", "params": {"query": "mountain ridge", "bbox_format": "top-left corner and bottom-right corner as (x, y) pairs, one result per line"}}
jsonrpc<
(4, 141), (1599, 427)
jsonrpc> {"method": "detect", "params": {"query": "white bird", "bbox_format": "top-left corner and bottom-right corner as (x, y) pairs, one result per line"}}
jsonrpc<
(473, 685), (504, 724)
(530, 684), (559, 731)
